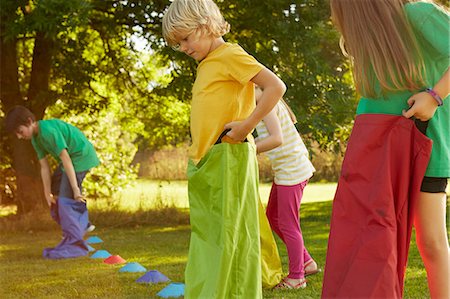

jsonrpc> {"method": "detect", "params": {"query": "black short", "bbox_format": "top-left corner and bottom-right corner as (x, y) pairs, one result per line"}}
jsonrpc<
(415, 119), (447, 193)
(421, 177), (448, 193)
(414, 120), (448, 193)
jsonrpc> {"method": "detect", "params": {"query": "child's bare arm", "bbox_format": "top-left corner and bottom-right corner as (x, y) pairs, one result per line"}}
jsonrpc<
(225, 68), (286, 141)
(59, 149), (83, 201)
(39, 157), (54, 206)
(403, 67), (450, 121)
(255, 107), (283, 154)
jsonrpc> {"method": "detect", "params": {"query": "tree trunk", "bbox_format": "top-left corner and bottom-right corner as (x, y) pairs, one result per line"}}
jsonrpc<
(1, 31), (54, 214)
(0, 29), (21, 109)
(27, 32), (55, 118)
(11, 138), (46, 214)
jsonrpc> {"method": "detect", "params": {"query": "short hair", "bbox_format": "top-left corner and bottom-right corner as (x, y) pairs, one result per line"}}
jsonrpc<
(4, 105), (36, 133)
(162, 0), (230, 48)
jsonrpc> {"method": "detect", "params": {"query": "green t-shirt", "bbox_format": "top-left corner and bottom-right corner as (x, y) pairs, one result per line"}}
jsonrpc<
(356, 2), (450, 177)
(31, 119), (100, 172)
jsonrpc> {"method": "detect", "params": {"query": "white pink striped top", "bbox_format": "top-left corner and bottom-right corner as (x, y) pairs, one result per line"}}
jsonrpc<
(255, 102), (315, 186)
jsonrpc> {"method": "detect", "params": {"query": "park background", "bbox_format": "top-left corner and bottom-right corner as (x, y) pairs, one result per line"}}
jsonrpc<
(0, 0), (448, 298)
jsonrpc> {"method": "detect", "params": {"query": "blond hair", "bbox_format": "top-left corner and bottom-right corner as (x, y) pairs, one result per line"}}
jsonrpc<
(162, 0), (230, 48)
(330, 0), (427, 97)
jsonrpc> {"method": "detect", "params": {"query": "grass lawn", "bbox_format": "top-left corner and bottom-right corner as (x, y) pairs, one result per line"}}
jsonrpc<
(93, 180), (338, 211)
(0, 181), (434, 298)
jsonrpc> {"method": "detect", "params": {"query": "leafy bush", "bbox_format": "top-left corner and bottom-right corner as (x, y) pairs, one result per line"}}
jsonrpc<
(46, 107), (139, 199)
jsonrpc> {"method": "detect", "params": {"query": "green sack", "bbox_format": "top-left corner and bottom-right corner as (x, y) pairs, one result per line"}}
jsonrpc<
(186, 141), (262, 299)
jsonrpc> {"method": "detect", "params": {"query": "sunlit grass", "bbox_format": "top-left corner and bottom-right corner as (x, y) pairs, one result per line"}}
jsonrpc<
(93, 180), (189, 211)
(3, 179), (446, 215)
(264, 181), (338, 203)
(99, 180), (338, 211)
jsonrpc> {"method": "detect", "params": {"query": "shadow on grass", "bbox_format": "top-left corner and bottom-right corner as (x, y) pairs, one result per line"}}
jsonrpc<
(90, 207), (190, 229)
(0, 205), (190, 234)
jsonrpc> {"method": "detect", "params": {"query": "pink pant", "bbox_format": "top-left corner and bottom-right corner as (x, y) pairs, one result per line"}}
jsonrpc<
(266, 180), (311, 279)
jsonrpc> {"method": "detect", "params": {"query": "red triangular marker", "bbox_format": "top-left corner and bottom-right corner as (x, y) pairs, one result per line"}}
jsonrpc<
(104, 255), (126, 264)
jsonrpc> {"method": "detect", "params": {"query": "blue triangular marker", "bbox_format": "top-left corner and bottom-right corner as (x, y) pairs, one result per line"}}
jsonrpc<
(136, 270), (170, 283)
(86, 236), (103, 244)
(90, 250), (111, 258)
(87, 244), (95, 252)
(119, 262), (146, 273)
(157, 283), (185, 298)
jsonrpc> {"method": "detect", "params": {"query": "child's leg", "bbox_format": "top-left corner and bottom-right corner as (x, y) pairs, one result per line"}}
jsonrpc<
(59, 171), (87, 199)
(51, 165), (63, 197)
(274, 181), (307, 279)
(303, 248), (312, 264)
(50, 166), (63, 224)
(414, 191), (449, 299)
(59, 170), (90, 231)
(266, 183), (284, 240)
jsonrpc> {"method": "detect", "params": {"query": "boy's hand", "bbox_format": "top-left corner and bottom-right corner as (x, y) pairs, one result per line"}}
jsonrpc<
(402, 91), (438, 121)
(45, 193), (56, 206)
(224, 121), (252, 142)
(73, 187), (85, 202)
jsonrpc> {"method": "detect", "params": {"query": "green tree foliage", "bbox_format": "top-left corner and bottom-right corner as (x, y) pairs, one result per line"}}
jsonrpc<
(150, 0), (356, 152)
(232, 1), (355, 148)
(1, 0), (357, 212)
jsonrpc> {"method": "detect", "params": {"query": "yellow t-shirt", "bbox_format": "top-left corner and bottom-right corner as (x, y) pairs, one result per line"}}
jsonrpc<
(190, 43), (264, 161)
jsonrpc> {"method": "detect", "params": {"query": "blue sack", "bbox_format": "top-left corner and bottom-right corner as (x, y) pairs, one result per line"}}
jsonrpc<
(43, 196), (89, 259)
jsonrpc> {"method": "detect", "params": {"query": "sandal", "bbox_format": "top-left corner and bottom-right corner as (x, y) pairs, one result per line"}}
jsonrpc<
(304, 259), (322, 277)
(274, 277), (307, 289)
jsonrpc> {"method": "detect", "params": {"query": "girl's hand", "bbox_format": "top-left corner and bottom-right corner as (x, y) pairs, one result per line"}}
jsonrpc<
(224, 121), (252, 142)
(402, 91), (438, 121)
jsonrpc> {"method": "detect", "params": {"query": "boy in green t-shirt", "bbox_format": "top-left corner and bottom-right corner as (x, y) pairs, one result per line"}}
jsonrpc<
(5, 105), (99, 258)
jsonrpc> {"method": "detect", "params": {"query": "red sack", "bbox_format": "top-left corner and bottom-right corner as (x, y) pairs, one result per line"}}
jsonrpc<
(322, 114), (432, 299)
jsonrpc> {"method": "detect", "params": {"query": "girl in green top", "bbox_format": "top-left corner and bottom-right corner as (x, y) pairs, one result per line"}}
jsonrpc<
(323, 1), (449, 298)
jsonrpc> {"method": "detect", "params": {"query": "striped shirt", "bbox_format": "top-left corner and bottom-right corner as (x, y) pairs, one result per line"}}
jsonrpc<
(255, 102), (315, 186)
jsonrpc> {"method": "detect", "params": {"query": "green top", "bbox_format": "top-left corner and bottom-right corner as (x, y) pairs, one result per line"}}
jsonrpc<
(31, 119), (100, 172)
(356, 2), (450, 177)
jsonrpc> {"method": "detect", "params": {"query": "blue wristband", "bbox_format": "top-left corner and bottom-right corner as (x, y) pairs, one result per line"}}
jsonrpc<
(425, 88), (443, 106)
